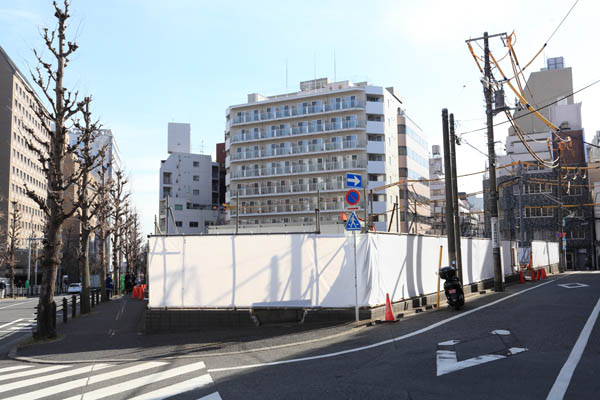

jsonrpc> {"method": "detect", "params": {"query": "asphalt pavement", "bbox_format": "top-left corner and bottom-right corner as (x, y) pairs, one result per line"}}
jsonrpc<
(0, 271), (598, 399)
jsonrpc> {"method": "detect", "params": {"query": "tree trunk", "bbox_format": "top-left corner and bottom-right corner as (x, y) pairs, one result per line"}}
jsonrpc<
(79, 229), (91, 314)
(36, 217), (61, 339)
(99, 228), (107, 302)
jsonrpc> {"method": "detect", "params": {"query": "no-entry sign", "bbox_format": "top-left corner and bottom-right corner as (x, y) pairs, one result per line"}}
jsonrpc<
(345, 189), (360, 206)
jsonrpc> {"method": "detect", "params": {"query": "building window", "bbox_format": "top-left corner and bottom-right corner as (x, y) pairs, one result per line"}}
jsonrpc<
(368, 154), (384, 161)
(398, 146), (407, 155)
(193, 175), (199, 181)
(193, 161), (199, 167)
(174, 204), (183, 211)
(189, 221), (199, 228)
(193, 189), (200, 195)
(175, 221), (182, 227)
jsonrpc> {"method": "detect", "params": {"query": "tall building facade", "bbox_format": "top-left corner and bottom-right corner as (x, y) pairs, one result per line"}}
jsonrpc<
(0, 46), (49, 280)
(158, 123), (222, 234)
(224, 78), (429, 232)
(487, 57), (593, 270)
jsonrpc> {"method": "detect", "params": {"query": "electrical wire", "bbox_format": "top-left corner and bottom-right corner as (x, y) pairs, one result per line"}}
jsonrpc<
(546, 0), (580, 44)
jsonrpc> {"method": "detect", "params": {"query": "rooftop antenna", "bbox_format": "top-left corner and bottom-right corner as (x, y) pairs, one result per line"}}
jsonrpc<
(333, 49), (336, 82)
(285, 58), (288, 92)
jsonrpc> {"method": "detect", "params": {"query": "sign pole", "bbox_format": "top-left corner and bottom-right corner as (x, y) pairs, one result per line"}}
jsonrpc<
(353, 230), (359, 322)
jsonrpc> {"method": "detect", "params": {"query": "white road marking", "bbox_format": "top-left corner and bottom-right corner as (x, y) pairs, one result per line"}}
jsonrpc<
(436, 349), (507, 376)
(0, 364), (111, 395)
(557, 283), (589, 289)
(2, 361), (167, 400)
(0, 319), (23, 330)
(547, 295), (600, 400)
(0, 364), (70, 383)
(197, 393), (223, 400)
(491, 330), (510, 335)
(60, 361), (208, 400)
(208, 279), (556, 373)
(0, 365), (35, 374)
(0, 300), (35, 310)
(128, 373), (213, 400)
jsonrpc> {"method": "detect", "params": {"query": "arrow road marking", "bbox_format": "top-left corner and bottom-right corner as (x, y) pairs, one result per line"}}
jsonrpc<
(436, 330), (528, 376)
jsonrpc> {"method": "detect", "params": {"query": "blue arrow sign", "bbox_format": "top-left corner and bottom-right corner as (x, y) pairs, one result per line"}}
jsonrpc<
(346, 173), (362, 188)
(345, 212), (362, 231)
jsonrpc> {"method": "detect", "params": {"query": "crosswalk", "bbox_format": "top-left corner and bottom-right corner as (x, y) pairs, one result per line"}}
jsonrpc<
(0, 360), (222, 399)
(0, 318), (36, 332)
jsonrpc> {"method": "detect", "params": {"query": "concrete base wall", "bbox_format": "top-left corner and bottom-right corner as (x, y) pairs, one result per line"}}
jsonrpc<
(144, 265), (558, 331)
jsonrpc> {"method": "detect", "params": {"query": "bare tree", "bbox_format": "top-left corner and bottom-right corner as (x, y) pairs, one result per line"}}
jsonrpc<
(73, 101), (104, 314)
(24, 0), (89, 339)
(1, 202), (23, 298)
(110, 171), (129, 295)
(92, 153), (113, 302)
(123, 206), (142, 282)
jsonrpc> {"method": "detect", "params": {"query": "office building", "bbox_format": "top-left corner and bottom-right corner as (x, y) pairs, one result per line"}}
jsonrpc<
(487, 57), (593, 270)
(158, 123), (223, 234)
(224, 78), (429, 232)
(0, 46), (49, 280)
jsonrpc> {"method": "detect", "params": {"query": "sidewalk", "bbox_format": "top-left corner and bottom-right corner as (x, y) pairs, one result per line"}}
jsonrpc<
(12, 295), (359, 363)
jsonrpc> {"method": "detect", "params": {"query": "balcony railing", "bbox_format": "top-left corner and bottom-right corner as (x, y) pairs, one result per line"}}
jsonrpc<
(232, 159), (367, 179)
(231, 100), (365, 125)
(234, 201), (352, 216)
(230, 120), (365, 144)
(230, 140), (366, 161)
(235, 181), (347, 197)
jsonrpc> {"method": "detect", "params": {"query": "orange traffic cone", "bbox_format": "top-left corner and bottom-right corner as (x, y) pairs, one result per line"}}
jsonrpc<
(131, 286), (138, 299)
(138, 285), (144, 300)
(536, 270), (541, 280)
(530, 270), (536, 281)
(384, 293), (395, 322)
(519, 270), (525, 283)
(541, 269), (547, 279)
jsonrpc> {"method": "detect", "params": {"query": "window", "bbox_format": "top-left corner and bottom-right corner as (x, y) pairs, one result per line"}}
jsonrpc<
(398, 146), (407, 155)
(193, 189), (200, 195)
(189, 221), (199, 228)
(193, 175), (199, 181)
(175, 221), (182, 227)
(174, 204), (183, 211)
(368, 134), (383, 142)
(368, 154), (384, 161)
(193, 161), (199, 167)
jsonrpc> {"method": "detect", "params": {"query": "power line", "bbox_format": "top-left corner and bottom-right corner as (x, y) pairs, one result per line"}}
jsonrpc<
(546, 0), (580, 44)
(457, 78), (600, 136)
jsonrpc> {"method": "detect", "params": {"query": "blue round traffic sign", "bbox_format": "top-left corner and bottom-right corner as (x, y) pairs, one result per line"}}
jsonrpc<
(345, 189), (360, 206)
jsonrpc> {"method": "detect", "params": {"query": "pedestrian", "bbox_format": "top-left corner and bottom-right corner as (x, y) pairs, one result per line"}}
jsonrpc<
(0, 280), (5, 299)
(105, 275), (113, 299)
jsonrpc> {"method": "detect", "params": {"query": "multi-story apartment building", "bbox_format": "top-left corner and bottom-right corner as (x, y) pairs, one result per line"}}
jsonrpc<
(158, 123), (222, 234)
(486, 57), (593, 270)
(224, 78), (429, 232)
(428, 145), (445, 235)
(398, 113), (431, 234)
(0, 46), (49, 280)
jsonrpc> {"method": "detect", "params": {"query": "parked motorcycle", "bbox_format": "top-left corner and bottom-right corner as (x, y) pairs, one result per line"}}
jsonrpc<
(440, 265), (465, 310)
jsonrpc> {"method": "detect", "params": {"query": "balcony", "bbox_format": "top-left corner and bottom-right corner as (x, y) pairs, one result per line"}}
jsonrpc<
(367, 161), (386, 174)
(230, 120), (366, 144)
(230, 140), (367, 162)
(367, 140), (385, 154)
(232, 159), (367, 180)
(235, 200), (353, 217)
(231, 100), (365, 126)
(234, 180), (347, 198)
(366, 101), (384, 115)
(366, 121), (384, 134)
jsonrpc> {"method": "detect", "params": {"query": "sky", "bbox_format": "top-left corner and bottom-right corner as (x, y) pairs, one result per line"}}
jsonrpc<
(1, 0), (599, 235)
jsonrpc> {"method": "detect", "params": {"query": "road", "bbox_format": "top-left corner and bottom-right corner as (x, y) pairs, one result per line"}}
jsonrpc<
(0, 295), (76, 354)
(0, 272), (598, 399)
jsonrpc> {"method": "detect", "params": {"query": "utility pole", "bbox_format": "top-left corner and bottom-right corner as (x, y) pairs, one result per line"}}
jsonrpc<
(557, 147), (565, 272)
(482, 31), (504, 292)
(403, 180), (409, 233)
(518, 162), (525, 247)
(442, 109), (456, 267)
(449, 114), (463, 282)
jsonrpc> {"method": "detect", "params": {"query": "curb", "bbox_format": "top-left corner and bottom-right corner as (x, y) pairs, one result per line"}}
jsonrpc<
(8, 272), (563, 365)
(8, 323), (364, 364)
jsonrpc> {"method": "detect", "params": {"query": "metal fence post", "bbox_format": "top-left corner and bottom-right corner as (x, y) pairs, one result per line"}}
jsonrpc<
(72, 295), (76, 318)
(63, 297), (68, 323)
(91, 290), (95, 308)
(51, 301), (56, 330)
